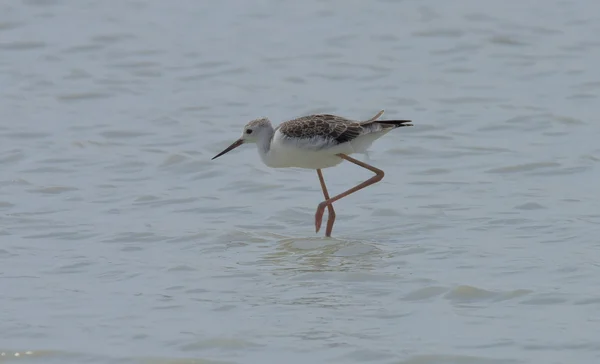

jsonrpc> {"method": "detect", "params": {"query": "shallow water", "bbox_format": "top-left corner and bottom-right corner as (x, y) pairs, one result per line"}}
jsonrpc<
(1, 0), (600, 363)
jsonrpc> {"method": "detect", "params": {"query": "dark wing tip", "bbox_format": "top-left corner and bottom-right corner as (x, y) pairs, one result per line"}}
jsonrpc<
(378, 120), (413, 128)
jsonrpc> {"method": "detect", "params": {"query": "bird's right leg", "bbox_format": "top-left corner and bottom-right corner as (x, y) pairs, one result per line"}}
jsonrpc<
(316, 169), (336, 237)
(315, 154), (384, 234)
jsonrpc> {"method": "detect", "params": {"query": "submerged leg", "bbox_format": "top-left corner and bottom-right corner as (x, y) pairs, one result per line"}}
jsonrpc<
(315, 154), (385, 234)
(316, 169), (336, 237)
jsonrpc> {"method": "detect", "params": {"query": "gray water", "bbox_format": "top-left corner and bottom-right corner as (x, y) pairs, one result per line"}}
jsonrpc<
(1, 0), (600, 363)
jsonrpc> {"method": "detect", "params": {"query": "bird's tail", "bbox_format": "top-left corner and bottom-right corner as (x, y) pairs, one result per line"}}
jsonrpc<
(374, 119), (413, 128)
(361, 110), (412, 128)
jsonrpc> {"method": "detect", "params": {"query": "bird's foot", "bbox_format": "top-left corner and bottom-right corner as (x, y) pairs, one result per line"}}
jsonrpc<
(314, 202), (327, 233)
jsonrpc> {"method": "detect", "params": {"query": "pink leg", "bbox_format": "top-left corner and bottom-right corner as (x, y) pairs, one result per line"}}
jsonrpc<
(316, 169), (336, 237)
(315, 154), (385, 234)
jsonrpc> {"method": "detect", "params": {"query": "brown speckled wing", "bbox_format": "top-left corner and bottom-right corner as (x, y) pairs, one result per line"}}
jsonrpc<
(279, 114), (363, 144)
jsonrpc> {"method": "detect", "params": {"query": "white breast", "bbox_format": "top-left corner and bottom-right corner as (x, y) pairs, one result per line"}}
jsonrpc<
(258, 127), (393, 169)
(258, 130), (351, 169)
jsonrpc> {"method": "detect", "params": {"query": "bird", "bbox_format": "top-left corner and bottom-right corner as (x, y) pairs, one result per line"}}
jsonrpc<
(211, 109), (413, 237)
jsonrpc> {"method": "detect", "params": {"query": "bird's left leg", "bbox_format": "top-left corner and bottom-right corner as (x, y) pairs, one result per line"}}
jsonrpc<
(316, 169), (336, 237)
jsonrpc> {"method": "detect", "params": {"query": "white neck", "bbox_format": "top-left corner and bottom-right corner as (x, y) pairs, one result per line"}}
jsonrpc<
(256, 124), (276, 166)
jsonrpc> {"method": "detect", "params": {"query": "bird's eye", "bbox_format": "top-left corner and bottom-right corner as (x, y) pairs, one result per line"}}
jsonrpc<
(246, 129), (253, 135)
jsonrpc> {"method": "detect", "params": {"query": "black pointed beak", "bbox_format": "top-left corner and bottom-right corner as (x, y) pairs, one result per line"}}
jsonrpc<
(212, 138), (244, 160)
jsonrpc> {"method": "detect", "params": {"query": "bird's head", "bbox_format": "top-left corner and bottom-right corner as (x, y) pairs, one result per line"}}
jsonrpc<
(212, 117), (272, 160)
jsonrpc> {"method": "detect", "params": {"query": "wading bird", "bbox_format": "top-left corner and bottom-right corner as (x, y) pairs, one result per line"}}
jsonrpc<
(212, 110), (413, 237)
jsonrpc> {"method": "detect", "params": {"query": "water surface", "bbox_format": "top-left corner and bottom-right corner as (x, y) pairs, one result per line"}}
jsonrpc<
(1, 0), (600, 363)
